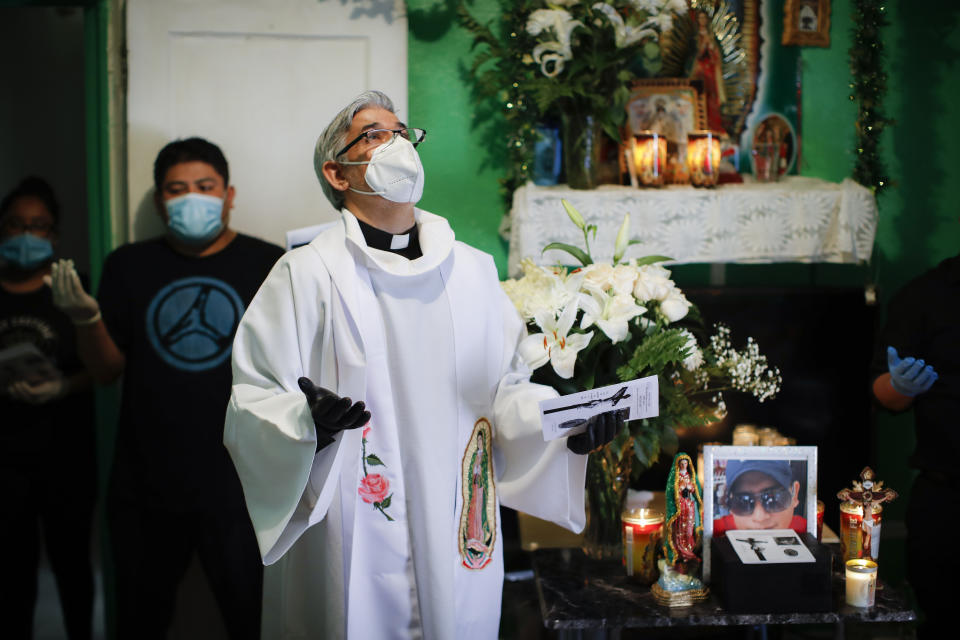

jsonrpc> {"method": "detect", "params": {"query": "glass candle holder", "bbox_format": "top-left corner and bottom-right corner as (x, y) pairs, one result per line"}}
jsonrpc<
(839, 501), (883, 562)
(845, 559), (878, 607)
(686, 130), (721, 187)
(633, 131), (667, 187)
(816, 500), (825, 541)
(622, 508), (663, 584)
(732, 424), (759, 446)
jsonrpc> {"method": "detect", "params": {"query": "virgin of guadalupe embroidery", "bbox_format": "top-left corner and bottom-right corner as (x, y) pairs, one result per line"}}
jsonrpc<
(458, 418), (497, 570)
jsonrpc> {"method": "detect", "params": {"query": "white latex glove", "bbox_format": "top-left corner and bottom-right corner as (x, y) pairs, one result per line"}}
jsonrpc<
(7, 378), (64, 405)
(42, 259), (101, 324)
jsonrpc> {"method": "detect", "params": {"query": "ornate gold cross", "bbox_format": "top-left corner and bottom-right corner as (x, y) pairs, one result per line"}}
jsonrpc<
(837, 467), (898, 561)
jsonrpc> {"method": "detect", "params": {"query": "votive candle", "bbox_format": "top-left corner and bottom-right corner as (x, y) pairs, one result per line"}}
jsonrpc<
(633, 131), (667, 187)
(622, 508), (663, 584)
(845, 559), (878, 608)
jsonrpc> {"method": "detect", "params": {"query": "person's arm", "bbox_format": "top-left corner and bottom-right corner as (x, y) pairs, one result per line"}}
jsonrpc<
(43, 259), (125, 384)
(872, 345), (937, 412)
(75, 317), (125, 384)
(224, 254), (346, 563)
(872, 372), (915, 412)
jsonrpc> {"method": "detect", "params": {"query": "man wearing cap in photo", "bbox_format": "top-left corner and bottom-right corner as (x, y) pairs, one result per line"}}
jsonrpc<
(713, 459), (806, 535)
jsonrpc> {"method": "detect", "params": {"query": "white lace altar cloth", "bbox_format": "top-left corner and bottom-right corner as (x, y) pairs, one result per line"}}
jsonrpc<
(506, 177), (877, 278)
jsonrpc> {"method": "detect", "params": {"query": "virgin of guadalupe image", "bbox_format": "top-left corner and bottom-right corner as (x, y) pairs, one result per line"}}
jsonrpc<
(652, 453), (709, 605)
(460, 422), (496, 569)
(690, 10), (727, 134)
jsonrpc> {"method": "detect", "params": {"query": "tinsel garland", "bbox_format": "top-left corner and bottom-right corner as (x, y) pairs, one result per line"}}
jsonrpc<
(457, 1), (543, 209)
(849, 0), (891, 194)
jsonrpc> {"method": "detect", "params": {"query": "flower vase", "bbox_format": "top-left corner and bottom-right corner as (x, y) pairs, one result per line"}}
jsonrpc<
(562, 113), (614, 190)
(582, 444), (633, 560)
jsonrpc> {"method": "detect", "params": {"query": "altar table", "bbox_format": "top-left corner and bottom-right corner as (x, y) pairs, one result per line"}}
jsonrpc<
(532, 548), (915, 639)
(507, 177), (878, 278)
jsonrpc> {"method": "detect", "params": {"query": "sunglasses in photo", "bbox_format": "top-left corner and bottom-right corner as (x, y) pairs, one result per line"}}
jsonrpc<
(726, 485), (793, 516)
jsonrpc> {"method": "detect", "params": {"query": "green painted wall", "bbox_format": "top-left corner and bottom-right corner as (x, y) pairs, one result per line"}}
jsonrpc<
(408, 0), (508, 273)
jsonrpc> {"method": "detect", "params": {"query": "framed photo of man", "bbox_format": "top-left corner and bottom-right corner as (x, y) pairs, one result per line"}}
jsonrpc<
(782, 0), (831, 47)
(702, 445), (818, 581)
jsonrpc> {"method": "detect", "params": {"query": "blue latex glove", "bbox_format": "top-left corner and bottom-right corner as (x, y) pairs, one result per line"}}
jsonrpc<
(887, 346), (938, 397)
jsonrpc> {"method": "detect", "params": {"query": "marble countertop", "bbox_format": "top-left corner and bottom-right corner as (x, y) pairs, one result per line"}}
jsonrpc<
(533, 548), (916, 630)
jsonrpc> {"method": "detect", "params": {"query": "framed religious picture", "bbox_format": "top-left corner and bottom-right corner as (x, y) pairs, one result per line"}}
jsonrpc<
(782, 0), (831, 47)
(624, 79), (706, 183)
(701, 445), (818, 581)
(749, 113), (797, 181)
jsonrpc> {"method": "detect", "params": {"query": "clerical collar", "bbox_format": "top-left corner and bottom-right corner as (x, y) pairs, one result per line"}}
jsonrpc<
(357, 218), (422, 260)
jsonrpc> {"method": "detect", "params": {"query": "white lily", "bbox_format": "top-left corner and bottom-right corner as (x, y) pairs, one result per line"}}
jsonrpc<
(592, 2), (658, 48)
(613, 213), (631, 263)
(630, 0), (666, 12)
(649, 12), (675, 32)
(519, 299), (593, 379)
(579, 284), (646, 344)
(532, 43), (569, 77)
(527, 9), (582, 59)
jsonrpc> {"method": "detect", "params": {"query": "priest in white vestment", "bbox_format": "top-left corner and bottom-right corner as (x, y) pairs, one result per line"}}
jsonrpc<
(224, 91), (621, 640)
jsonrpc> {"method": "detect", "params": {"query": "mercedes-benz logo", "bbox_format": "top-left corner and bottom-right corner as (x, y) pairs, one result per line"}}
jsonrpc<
(146, 276), (244, 371)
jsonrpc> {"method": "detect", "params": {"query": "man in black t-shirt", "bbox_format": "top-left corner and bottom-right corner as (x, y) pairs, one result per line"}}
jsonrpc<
(47, 138), (284, 639)
(870, 254), (960, 638)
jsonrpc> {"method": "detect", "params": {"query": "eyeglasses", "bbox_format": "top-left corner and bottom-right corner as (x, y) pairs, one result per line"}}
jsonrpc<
(726, 485), (792, 516)
(336, 127), (427, 158)
(1, 219), (54, 235)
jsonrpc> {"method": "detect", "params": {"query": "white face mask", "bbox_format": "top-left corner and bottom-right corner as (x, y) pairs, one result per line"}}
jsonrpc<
(340, 136), (425, 204)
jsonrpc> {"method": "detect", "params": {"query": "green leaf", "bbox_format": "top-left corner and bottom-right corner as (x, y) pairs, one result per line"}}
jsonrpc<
(634, 255), (673, 266)
(561, 199), (586, 229)
(661, 425), (679, 456)
(542, 242), (592, 267)
(633, 441), (650, 468)
(365, 454), (385, 467)
(380, 494), (392, 509)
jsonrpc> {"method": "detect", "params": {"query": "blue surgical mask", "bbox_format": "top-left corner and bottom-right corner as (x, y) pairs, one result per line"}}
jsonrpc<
(165, 193), (224, 246)
(0, 233), (54, 270)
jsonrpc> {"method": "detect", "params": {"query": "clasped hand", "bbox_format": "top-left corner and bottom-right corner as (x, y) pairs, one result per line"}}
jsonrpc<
(887, 346), (938, 397)
(6, 378), (64, 405)
(42, 259), (100, 324)
(566, 409), (626, 455)
(297, 377), (370, 451)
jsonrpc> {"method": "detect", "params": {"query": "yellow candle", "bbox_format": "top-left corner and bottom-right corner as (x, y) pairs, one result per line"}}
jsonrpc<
(845, 559), (877, 607)
(633, 131), (667, 187)
(686, 130), (722, 188)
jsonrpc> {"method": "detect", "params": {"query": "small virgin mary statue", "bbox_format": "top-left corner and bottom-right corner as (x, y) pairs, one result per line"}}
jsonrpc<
(651, 453), (709, 606)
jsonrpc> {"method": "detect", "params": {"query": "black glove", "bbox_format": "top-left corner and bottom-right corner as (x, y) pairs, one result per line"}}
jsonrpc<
(566, 408), (626, 455)
(298, 377), (370, 451)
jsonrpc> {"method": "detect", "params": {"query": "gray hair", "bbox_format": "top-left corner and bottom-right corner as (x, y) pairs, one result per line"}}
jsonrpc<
(314, 90), (396, 210)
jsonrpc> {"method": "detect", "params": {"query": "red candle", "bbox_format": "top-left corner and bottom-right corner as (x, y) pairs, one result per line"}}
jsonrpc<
(622, 508), (663, 584)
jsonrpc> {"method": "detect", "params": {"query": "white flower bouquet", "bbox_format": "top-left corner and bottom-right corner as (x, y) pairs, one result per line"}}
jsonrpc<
(502, 199), (782, 471)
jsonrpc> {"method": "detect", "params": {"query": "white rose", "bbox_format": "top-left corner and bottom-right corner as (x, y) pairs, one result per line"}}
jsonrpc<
(582, 263), (615, 291)
(633, 265), (672, 301)
(610, 264), (639, 296)
(661, 292), (691, 323)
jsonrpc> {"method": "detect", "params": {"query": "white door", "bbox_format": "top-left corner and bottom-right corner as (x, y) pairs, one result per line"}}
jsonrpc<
(126, 0), (408, 245)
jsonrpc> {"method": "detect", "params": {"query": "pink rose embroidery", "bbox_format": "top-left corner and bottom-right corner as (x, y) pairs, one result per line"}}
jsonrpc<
(359, 473), (389, 504)
(358, 423), (393, 521)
